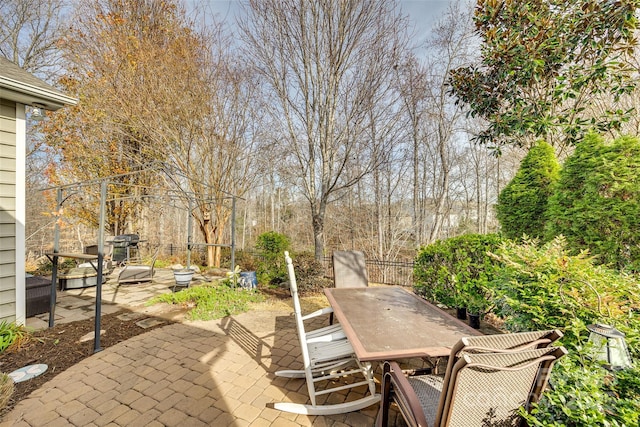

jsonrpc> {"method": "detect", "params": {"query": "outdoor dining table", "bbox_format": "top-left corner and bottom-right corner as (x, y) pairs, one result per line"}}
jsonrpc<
(324, 286), (482, 363)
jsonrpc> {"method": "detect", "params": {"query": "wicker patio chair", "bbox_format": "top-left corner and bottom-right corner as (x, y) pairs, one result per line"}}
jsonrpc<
(329, 250), (369, 324)
(332, 250), (369, 288)
(272, 251), (379, 415)
(437, 329), (564, 381)
(377, 340), (567, 426)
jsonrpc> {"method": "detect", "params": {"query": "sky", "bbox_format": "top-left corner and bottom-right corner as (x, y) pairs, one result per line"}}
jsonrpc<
(188, 0), (454, 46)
(399, 0), (454, 42)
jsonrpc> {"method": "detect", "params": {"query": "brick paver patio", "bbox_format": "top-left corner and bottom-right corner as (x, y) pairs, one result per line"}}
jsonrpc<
(2, 269), (408, 426)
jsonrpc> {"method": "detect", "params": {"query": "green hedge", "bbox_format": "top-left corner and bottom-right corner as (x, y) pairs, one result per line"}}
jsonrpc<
(489, 236), (640, 426)
(414, 233), (640, 425)
(546, 134), (640, 271)
(413, 233), (503, 313)
(496, 140), (560, 240)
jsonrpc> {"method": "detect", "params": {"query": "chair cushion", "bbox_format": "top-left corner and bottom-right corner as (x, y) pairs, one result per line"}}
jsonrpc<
(407, 375), (444, 427)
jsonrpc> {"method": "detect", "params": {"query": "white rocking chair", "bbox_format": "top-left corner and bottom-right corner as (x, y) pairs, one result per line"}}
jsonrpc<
(272, 251), (380, 415)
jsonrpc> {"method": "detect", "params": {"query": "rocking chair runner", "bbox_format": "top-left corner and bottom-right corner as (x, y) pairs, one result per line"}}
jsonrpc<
(272, 251), (379, 415)
(377, 332), (568, 427)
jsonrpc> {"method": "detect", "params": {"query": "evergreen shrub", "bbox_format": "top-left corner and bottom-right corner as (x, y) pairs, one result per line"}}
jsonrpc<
(255, 231), (291, 285)
(413, 233), (503, 313)
(496, 140), (560, 240)
(546, 134), (640, 271)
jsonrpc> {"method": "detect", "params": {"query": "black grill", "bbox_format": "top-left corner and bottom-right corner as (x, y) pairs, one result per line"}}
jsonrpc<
(112, 234), (140, 248)
(111, 234), (141, 263)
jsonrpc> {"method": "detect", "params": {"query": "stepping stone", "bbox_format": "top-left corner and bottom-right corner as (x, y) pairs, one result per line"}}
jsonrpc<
(8, 364), (48, 383)
(79, 330), (105, 343)
(117, 312), (146, 321)
(101, 305), (121, 315)
(59, 299), (93, 310)
(136, 318), (165, 329)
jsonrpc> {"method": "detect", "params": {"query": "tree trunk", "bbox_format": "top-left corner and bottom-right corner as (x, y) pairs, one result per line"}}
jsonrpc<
(312, 210), (325, 261)
(429, 122), (450, 242)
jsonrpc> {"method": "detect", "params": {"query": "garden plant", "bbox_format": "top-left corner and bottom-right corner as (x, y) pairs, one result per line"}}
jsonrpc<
(0, 321), (30, 353)
(546, 134), (640, 272)
(147, 283), (263, 321)
(489, 237), (640, 426)
(255, 231), (291, 286)
(413, 233), (503, 315)
(413, 235), (640, 425)
(496, 140), (560, 240)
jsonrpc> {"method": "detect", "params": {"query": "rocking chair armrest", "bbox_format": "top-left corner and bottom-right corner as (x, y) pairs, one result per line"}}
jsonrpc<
(381, 361), (431, 427)
(301, 306), (334, 321)
(306, 330), (347, 344)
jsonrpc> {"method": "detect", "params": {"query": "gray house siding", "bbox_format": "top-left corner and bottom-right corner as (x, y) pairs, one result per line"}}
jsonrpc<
(1, 57), (76, 324)
(0, 98), (16, 323)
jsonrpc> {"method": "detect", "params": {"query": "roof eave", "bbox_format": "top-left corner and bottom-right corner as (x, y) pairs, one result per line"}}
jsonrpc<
(0, 76), (77, 110)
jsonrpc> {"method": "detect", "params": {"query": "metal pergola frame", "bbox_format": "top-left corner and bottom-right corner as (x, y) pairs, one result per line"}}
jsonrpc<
(40, 164), (240, 353)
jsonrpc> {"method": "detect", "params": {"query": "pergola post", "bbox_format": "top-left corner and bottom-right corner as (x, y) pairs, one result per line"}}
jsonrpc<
(93, 180), (107, 353)
(231, 196), (236, 282)
(187, 197), (193, 268)
(48, 188), (62, 328)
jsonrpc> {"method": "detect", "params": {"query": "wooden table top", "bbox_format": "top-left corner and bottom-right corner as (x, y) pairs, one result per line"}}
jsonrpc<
(324, 286), (482, 362)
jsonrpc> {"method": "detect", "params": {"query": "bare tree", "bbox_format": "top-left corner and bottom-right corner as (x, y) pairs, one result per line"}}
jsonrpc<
(240, 0), (409, 260)
(0, 0), (67, 79)
(43, 0), (265, 267)
(394, 1), (476, 245)
(393, 55), (428, 245)
(146, 38), (267, 267)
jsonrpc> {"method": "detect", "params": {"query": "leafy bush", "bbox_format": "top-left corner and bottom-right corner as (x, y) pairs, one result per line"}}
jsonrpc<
(290, 252), (332, 293)
(0, 321), (30, 353)
(489, 236), (640, 425)
(234, 249), (258, 272)
(255, 231), (291, 286)
(496, 140), (560, 240)
(489, 236), (640, 340)
(413, 233), (503, 313)
(524, 355), (639, 427)
(147, 283), (263, 321)
(546, 133), (640, 271)
(414, 239), (457, 305)
(29, 257), (75, 276)
(218, 265), (242, 288)
(218, 248), (259, 272)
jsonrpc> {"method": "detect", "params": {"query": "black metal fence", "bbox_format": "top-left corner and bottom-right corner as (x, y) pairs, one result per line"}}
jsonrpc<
(163, 245), (416, 286)
(322, 257), (414, 287)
